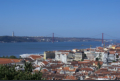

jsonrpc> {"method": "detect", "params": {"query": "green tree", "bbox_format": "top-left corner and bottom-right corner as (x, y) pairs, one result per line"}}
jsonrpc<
(116, 55), (119, 58)
(0, 63), (45, 80)
(19, 56), (22, 59)
(9, 55), (17, 59)
(2, 56), (5, 58)
(113, 60), (116, 62)
(97, 61), (101, 69)
(73, 60), (75, 61)
(6, 55), (9, 58)
(81, 59), (84, 61)
(84, 54), (86, 58)
(24, 62), (33, 72)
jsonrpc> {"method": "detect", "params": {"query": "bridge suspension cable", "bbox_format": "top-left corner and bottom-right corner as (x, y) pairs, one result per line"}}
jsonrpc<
(104, 33), (120, 39)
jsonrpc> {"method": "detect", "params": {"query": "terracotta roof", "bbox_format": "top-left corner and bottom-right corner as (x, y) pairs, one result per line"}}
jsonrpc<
(62, 67), (76, 72)
(98, 47), (103, 49)
(0, 58), (20, 64)
(42, 61), (49, 65)
(102, 72), (111, 74)
(111, 73), (120, 75)
(84, 59), (90, 61)
(78, 61), (90, 64)
(62, 67), (69, 71)
(94, 68), (108, 73)
(98, 76), (108, 78)
(93, 61), (103, 65)
(109, 51), (116, 54)
(74, 66), (78, 68)
(109, 49), (116, 51)
(41, 69), (48, 73)
(28, 55), (42, 60)
(116, 47), (120, 49)
(98, 75), (116, 79)
(65, 75), (77, 80)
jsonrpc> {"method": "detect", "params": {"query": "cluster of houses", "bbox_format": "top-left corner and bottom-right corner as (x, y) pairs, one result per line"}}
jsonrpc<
(1, 44), (120, 80)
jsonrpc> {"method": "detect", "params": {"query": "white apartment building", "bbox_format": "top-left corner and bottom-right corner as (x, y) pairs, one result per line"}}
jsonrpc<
(55, 51), (70, 63)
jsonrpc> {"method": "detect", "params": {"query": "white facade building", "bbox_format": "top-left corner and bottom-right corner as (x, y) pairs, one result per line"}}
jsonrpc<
(55, 51), (70, 63)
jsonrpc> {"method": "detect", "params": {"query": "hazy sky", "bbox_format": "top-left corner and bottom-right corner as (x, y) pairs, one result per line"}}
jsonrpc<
(0, 0), (120, 39)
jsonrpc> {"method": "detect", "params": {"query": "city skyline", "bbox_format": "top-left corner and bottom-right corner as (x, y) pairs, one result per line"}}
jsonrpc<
(0, 0), (120, 39)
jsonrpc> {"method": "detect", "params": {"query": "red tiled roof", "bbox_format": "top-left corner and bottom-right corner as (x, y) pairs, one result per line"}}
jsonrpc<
(0, 58), (20, 64)
(41, 69), (48, 73)
(97, 47), (103, 50)
(62, 67), (69, 71)
(93, 61), (103, 65)
(62, 67), (76, 72)
(98, 75), (116, 79)
(116, 47), (120, 49)
(65, 75), (77, 80)
(74, 66), (78, 68)
(98, 76), (108, 78)
(42, 61), (49, 65)
(78, 61), (90, 64)
(28, 55), (42, 60)
(84, 59), (90, 61)
(109, 51), (115, 54)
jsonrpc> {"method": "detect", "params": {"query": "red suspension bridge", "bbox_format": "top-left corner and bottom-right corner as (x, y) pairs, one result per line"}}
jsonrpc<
(45, 33), (119, 44)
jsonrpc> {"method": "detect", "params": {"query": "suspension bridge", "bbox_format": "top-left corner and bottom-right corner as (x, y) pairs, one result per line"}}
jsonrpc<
(43, 33), (120, 45)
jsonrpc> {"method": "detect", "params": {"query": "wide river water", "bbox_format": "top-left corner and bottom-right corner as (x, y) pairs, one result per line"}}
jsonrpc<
(0, 41), (102, 58)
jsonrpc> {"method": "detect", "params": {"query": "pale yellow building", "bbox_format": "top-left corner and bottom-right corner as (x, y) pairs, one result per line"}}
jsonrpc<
(111, 45), (116, 49)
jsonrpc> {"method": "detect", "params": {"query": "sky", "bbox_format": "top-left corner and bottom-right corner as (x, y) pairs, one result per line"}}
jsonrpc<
(0, 0), (120, 39)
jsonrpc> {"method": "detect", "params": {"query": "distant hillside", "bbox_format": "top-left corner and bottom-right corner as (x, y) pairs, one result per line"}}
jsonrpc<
(0, 36), (102, 43)
(0, 36), (37, 42)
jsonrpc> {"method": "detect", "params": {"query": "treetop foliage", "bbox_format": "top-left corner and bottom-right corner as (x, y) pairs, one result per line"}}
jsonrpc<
(0, 62), (45, 80)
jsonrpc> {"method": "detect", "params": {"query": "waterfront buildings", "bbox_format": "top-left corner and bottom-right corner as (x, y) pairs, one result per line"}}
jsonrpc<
(54, 50), (85, 63)
(1, 44), (120, 80)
